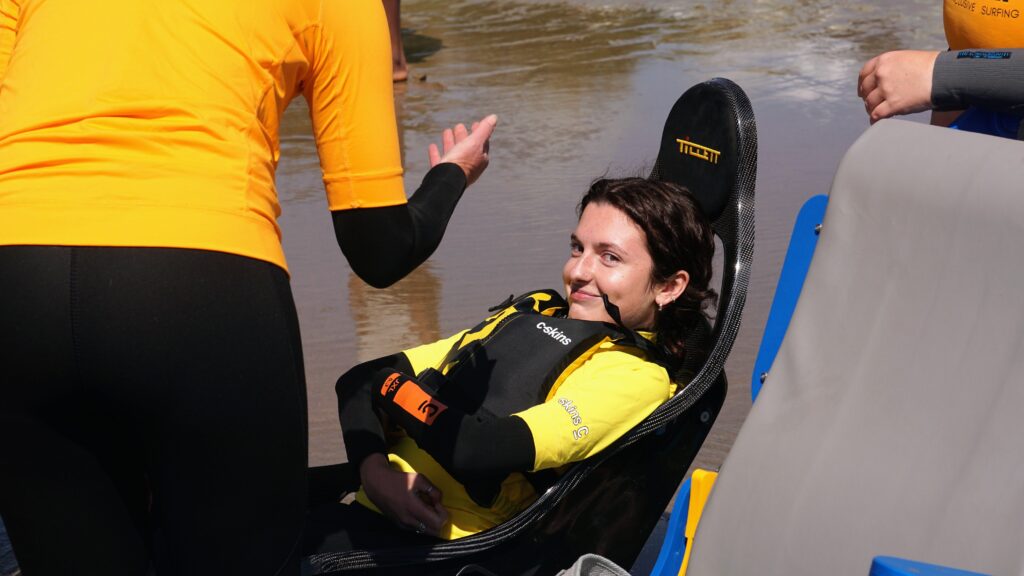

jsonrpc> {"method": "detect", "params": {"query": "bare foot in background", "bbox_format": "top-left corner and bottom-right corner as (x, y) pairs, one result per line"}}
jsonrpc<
(383, 0), (409, 82)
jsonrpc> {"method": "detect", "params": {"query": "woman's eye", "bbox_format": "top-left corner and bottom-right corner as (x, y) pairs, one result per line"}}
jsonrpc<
(569, 242), (582, 255)
(602, 252), (620, 263)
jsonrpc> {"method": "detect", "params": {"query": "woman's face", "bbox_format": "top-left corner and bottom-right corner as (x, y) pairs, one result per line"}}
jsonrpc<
(563, 202), (685, 330)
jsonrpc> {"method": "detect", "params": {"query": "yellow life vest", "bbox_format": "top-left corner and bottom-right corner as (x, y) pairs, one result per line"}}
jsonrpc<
(409, 289), (670, 506)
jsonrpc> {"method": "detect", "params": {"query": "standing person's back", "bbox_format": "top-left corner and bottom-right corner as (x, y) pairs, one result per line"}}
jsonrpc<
(0, 1), (496, 575)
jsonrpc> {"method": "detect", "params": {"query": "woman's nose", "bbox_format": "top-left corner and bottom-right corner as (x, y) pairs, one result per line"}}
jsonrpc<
(567, 253), (594, 282)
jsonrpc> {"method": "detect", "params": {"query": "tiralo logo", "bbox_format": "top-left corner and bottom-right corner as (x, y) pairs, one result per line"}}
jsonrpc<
(676, 137), (721, 164)
(536, 321), (572, 345)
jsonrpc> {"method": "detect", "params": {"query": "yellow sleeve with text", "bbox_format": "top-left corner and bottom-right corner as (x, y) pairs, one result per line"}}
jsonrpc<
(514, 343), (675, 472)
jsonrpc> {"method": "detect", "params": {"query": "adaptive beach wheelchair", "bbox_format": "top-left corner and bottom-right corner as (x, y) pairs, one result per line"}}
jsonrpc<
(659, 120), (1024, 576)
(305, 77), (757, 576)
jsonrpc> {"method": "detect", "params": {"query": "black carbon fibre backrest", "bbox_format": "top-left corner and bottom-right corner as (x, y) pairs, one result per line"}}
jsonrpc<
(641, 77), (756, 437)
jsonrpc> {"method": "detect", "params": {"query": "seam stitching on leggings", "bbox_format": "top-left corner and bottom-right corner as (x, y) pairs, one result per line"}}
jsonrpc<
(69, 247), (84, 384)
(270, 264), (308, 442)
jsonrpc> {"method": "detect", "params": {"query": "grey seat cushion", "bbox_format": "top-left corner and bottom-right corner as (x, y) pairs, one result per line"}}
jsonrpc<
(687, 120), (1024, 576)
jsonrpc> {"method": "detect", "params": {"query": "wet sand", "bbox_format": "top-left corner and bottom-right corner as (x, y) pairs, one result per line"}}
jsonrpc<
(276, 0), (945, 474)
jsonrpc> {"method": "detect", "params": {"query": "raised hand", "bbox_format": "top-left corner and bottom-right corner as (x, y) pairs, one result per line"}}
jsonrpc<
(428, 114), (498, 187)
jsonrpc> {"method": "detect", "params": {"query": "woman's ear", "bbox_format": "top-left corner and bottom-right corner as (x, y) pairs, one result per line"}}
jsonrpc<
(656, 270), (689, 308)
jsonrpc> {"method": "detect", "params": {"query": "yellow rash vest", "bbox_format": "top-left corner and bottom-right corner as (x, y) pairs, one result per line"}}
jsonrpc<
(0, 0), (405, 271)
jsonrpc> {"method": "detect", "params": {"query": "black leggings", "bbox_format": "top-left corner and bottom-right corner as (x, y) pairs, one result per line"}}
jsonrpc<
(0, 246), (308, 576)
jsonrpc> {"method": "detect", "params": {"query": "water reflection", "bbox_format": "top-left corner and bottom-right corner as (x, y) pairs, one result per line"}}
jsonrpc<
(348, 264), (443, 364)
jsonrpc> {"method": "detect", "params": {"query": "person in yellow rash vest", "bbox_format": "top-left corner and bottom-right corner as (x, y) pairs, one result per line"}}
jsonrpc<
(0, 2), (495, 575)
(858, 0), (1024, 139)
(305, 177), (718, 554)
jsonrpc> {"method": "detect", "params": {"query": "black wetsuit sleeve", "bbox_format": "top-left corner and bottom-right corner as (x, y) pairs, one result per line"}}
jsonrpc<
(332, 163), (467, 289)
(335, 353), (416, 470)
(932, 49), (1024, 114)
(372, 370), (536, 481)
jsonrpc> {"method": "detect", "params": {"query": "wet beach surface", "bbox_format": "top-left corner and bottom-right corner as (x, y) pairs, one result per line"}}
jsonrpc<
(279, 0), (945, 483)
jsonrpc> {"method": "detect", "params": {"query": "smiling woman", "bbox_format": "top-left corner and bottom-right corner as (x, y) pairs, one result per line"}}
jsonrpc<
(566, 178), (717, 358)
(303, 177), (717, 555)
(566, 202), (674, 329)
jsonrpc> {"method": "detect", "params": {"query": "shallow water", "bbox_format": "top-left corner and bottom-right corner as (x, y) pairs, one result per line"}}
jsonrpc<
(276, 0), (945, 470)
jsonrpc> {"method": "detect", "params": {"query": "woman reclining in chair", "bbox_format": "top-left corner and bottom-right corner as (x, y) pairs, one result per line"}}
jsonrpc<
(306, 177), (717, 553)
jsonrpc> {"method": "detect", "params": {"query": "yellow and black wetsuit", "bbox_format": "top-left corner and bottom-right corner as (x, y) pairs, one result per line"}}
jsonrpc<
(330, 292), (676, 542)
(0, 2), (467, 574)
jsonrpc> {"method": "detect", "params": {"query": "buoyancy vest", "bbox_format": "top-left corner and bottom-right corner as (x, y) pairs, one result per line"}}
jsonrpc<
(413, 289), (671, 505)
(421, 289), (669, 419)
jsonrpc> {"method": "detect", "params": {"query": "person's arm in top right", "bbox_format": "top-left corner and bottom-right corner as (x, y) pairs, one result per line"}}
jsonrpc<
(931, 49), (1024, 114)
(858, 49), (1024, 124)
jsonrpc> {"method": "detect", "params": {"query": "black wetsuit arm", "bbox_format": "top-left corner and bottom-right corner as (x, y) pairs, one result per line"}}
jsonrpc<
(424, 413), (536, 479)
(332, 163), (467, 289)
(932, 49), (1024, 114)
(335, 353), (416, 470)
(372, 371), (536, 480)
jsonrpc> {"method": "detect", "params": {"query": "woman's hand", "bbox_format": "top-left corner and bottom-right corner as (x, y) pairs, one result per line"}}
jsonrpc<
(359, 454), (448, 536)
(428, 114), (497, 187)
(858, 50), (940, 124)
